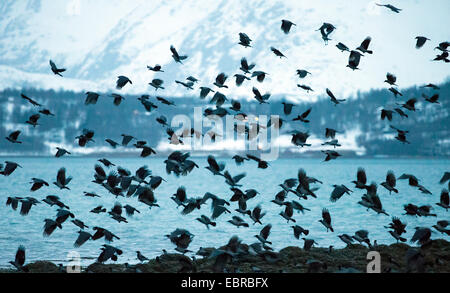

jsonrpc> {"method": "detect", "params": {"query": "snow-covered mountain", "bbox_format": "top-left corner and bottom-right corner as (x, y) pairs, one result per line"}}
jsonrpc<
(1, 0), (449, 101)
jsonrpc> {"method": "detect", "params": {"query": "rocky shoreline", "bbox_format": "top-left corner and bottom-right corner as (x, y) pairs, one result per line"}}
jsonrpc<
(1, 239), (450, 273)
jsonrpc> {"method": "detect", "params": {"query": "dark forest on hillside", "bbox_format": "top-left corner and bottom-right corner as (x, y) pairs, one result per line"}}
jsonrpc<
(0, 81), (449, 157)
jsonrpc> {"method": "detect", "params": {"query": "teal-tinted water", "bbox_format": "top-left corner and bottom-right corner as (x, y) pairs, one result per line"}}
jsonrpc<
(0, 157), (448, 267)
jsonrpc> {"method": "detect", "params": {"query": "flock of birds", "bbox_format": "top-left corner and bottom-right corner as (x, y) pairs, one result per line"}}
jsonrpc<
(3, 3), (450, 273)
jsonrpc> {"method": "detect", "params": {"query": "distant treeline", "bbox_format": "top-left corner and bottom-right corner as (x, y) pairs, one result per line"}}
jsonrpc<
(0, 81), (449, 157)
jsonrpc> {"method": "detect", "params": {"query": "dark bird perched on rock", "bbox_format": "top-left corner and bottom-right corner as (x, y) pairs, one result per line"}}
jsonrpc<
(336, 42), (350, 52)
(147, 64), (164, 72)
(21, 93), (42, 107)
(26, 114), (40, 127)
(347, 50), (363, 70)
(240, 57), (255, 74)
(49, 60), (66, 77)
(97, 158), (114, 168)
(9, 245), (28, 272)
(319, 208), (334, 232)
(170, 45), (188, 63)
(381, 171), (398, 194)
(376, 3), (402, 13)
(281, 19), (296, 34)
(415, 36), (430, 49)
(85, 92), (100, 105)
(238, 33), (252, 48)
(6, 130), (22, 143)
(326, 88), (345, 105)
(357, 37), (373, 54)
(116, 76), (132, 89)
(271, 47), (286, 58)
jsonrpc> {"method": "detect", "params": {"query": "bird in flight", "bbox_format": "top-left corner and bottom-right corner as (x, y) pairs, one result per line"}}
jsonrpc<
(376, 3), (401, 13)
(49, 60), (66, 77)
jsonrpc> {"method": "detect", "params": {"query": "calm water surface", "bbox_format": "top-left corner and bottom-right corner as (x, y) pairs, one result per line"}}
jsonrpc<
(0, 157), (449, 267)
